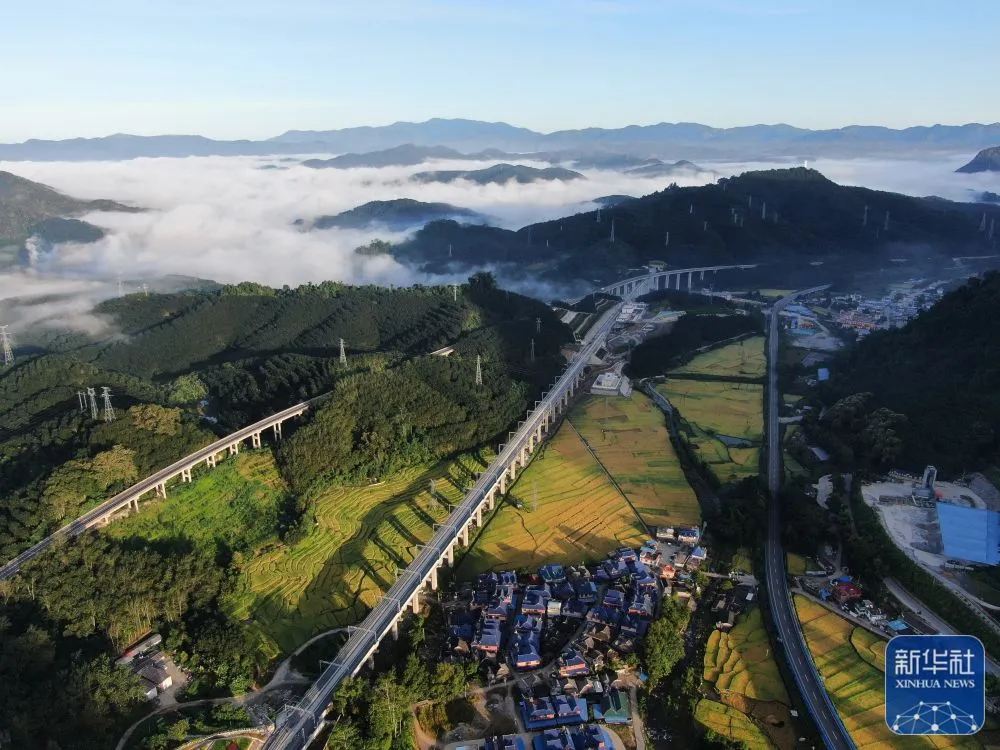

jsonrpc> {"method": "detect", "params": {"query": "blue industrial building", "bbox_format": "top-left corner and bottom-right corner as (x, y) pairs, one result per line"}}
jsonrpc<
(937, 503), (1000, 566)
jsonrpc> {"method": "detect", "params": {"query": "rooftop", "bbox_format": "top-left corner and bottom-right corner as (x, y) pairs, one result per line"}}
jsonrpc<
(937, 502), (1000, 565)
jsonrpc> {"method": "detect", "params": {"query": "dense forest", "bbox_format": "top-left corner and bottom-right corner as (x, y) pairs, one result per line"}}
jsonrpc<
(828, 271), (1000, 473)
(625, 313), (762, 379)
(389, 168), (1000, 287)
(0, 274), (572, 747)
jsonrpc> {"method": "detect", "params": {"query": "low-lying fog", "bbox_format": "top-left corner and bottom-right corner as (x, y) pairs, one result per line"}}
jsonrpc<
(0, 151), (995, 333)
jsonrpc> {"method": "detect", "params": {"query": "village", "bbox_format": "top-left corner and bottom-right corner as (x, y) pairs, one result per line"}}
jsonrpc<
(426, 525), (712, 749)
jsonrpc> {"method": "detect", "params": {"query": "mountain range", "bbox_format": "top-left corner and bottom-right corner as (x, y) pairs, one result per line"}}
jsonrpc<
(957, 146), (1000, 173)
(410, 164), (584, 185)
(3, 119), (1000, 161)
(309, 199), (486, 231)
(387, 167), (1000, 288)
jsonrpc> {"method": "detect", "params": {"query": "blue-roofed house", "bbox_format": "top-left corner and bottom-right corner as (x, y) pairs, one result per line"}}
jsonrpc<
(553, 696), (587, 725)
(557, 648), (590, 677)
(474, 619), (503, 655)
(532, 726), (612, 750)
(620, 613), (650, 637)
(574, 580), (599, 604)
(509, 630), (542, 670)
(586, 606), (620, 627)
(562, 600), (590, 619)
(553, 581), (577, 600)
(936, 503), (1000, 565)
(818, 367), (830, 382)
(522, 588), (550, 616)
(540, 563), (567, 584)
(602, 589), (625, 609)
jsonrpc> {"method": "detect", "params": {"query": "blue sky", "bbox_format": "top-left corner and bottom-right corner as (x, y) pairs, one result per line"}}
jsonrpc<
(3, 0), (998, 141)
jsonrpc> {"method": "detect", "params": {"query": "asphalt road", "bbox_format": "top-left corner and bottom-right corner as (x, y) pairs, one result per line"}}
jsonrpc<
(764, 287), (854, 750)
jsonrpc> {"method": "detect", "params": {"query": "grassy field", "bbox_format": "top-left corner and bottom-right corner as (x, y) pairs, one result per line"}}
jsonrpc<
(704, 609), (789, 704)
(671, 337), (766, 380)
(786, 553), (806, 575)
(794, 596), (984, 749)
(460, 417), (648, 578)
(569, 394), (700, 529)
(106, 451), (288, 552)
(657, 379), (763, 484)
(694, 700), (773, 749)
(228, 455), (486, 654)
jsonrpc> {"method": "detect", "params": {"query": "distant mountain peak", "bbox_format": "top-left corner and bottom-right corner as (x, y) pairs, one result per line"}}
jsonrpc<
(956, 146), (1000, 173)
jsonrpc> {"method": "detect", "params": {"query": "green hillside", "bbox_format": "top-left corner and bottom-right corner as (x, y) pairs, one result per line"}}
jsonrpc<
(829, 271), (1000, 473)
(391, 168), (1000, 287)
(0, 170), (135, 246)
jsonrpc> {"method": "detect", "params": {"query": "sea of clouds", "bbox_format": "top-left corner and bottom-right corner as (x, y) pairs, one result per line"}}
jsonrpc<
(0, 150), (995, 333)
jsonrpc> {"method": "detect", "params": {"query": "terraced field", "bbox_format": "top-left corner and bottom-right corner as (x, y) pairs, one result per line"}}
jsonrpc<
(460, 420), (647, 578)
(671, 337), (766, 380)
(658, 379), (763, 484)
(105, 450), (288, 551)
(227, 454), (487, 655)
(795, 596), (984, 749)
(694, 700), (773, 749)
(569, 393), (700, 529)
(704, 610), (788, 704)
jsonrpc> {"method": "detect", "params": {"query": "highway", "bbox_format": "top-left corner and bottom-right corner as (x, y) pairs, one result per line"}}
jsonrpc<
(260, 302), (623, 750)
(764, 287), (853, 750)
(0, 398), (315, 581)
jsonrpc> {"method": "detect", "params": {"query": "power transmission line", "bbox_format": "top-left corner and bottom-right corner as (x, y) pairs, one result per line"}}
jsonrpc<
(339, 338), (347, 365)
(475, 355), (483, 386)
(86, 387), (98, 420)
(101, 386), (116, 422)
(0, 325), (13, 366)
(76, 390), (87, 412)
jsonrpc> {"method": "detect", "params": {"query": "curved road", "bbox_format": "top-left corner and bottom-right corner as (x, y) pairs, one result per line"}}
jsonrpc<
(764, 287), (854, 750)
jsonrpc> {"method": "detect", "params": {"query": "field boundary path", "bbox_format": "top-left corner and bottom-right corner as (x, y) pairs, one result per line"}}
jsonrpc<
(762, 287), (854, 750)
(563, 417), (651, 536)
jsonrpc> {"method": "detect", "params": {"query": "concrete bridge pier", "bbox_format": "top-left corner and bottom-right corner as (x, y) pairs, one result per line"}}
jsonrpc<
(700, 270), (705, 281)
(206, 453), (217, 469)
(273, 421), (283, 440)
(130, 497), (140, 513)
(429, 567), (438, 591)
(460, 525), (470, 547)
(410, 593), (420, 614)
(367, 656), (375, 671)
(499, 473), (507, 495)
(181, 468), (192, 483)
(474, 506), (483, 528)
(251, 432), (262, 449)
(391, 620), (399, 640)
(687, 272), (693, 290)
(155, 482), (167, 499)
(675, 274), (681, 290)
(445, 542), (455, 566)
(228, 443), (239, 456)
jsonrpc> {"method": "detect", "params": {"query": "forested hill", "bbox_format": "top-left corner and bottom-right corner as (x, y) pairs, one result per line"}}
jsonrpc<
(830, 271), (1000, 474)
(1, 275), (571, 558)
(390, 168), (1000, 287)
(0, 170), (137, 246)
